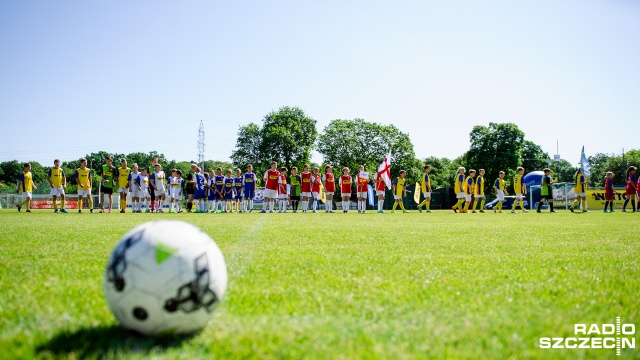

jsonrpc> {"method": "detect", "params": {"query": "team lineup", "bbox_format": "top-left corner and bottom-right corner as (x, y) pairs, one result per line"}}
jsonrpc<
(11, 154), (640, 214)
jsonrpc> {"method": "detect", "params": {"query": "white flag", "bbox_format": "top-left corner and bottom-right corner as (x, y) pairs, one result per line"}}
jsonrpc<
(376, 152), (392, 190)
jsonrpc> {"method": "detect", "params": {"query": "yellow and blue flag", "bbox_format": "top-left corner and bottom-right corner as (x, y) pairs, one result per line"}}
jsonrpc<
(580, 146), (591, 176)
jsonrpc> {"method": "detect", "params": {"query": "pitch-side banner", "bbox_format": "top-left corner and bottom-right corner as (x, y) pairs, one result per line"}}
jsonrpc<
(586, 189), (627, 209)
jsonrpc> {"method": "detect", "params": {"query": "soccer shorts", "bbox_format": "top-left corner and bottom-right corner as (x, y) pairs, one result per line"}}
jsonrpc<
(422, 192), (431, 199)
(456, 192), (465, 199)
(130, 189), (140, 198)
(376, 190), (385, 196)
(540, 194), (553, 200)
(244, 189), (255, 199)
(22, 192), (32, 199)
(224, 192), (234, 200)
(186, 187), (194, 195)
(357, 191), (367, 198)
(156, 189), (166, 196)
(208, 192), (216, 201)
(139, 189), (149, 199)
(576, 192), (586, 197)
(172, 191), (182, 200)
(474, 194), (485, 199)
(101, 186), (113, 195)
(194, 189), (205, 200)
(465, 194), (472, 202)
(290, 195), (300, 201)
(312, 191), (320, 199)
(496, 190), (505, 201)
(341, 192), (351, 198)
(301, 191), (312, 198)
(118, 188), (128, 194)
(78, 189), (91, 196)
(279, 194), (288, 200)
(515, 194), (524, 200)
(50, 187), (65, 196)
(394, 195), (402, 200)
(263, 189), (278, 199)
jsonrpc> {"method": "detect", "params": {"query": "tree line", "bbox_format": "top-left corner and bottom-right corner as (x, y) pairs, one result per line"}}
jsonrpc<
(1, 105), (638, 194)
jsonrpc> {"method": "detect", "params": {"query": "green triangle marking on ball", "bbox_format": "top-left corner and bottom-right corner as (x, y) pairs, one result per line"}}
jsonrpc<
(156, 243), (178, 264)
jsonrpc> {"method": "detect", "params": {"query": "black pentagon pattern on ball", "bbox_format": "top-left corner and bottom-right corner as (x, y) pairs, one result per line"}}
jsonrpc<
(133, 307), (148, 321)
(106, 230), (144, 292)
(164, 253), (218, 313)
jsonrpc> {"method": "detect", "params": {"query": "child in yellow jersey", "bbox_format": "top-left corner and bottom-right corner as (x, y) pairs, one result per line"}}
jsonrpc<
(116, 159), (131, 213)
(48, 159), (67, 213)
(570, 169), (589, 213)
(511, 167), (528, 213)
(75, 158), (93, 213)
(472, 169), (486, 213)
(494, 171), (507, 213)
(452, 167), (466, 213)
(391, 170), (409, 213)
(418, 165), (433, 213)
(16, 162), (37, 213)
(463, 169), (476, 213)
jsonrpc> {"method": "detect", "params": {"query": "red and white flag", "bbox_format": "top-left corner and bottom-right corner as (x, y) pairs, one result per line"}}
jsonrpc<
(376, 152), (392, 190)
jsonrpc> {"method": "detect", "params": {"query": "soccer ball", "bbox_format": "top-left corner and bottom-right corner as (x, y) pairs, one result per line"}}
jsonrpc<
(103, 220), (227, 336)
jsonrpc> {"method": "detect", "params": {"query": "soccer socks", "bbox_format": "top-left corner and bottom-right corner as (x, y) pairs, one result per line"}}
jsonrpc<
(480, 199), (485, 210)
(463, 201), (470, 212)
(399, 201), (406, 211)
(60, 198), (65, 209)
(455, 199), (464, 210)
(269, 200), (274, 211)
(633, 200), (637, 211)
(418, 199), (426, 210)
(378, 201), (383, 211)
(392, 202), (398, 211)
(571, 199), (580, 210)
(313, 200), (318, 211)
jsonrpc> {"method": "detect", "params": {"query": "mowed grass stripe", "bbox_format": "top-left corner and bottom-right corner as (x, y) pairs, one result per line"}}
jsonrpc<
(0, 210), (638, 359)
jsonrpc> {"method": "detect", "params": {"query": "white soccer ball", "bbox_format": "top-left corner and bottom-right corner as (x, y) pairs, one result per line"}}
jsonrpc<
(103, 220), (227, 336)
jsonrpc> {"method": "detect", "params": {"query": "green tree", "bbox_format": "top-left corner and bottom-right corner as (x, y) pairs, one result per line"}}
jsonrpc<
(553, 159), (579, 183)
(203, 160), (234, 173)
(521, 140), (550, 172)
(422, 156), (455, 188)
(231, 123), (263, 169)
(0, 160), (23, 186)
(260, 106), (317, 169)
(317, 119), (420, 182)
(463, 123), (525, 189)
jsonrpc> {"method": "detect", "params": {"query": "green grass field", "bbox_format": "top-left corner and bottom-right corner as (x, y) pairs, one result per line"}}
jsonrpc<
(1, 209), (638, 359)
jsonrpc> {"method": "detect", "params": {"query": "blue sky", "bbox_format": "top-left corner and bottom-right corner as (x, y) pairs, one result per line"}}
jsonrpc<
(1, 0), (639, 167)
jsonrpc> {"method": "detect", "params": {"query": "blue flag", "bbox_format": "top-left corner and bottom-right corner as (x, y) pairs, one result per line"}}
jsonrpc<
(580, 146), (591, 176)
(368, 184), (374, 206)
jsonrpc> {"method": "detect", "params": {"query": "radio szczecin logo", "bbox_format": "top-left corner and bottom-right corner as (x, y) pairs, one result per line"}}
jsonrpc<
(539, 317), (635, 356)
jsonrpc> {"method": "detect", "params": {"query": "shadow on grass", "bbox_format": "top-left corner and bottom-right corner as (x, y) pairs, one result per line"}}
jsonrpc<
(36, 324), (195, 358)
